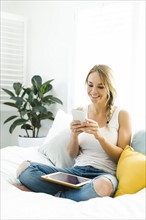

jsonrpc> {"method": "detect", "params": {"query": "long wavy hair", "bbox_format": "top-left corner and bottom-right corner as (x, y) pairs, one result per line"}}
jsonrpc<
(85, 64), (117, 122)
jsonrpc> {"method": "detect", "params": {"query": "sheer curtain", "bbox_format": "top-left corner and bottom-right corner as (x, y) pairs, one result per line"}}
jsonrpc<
(71, 1), (145, 131)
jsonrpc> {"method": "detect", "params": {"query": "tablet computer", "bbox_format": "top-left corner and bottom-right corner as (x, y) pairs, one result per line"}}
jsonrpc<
(41, 172), (91, 188)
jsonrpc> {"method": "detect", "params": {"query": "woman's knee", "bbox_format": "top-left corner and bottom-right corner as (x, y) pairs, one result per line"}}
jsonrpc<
(93, 177), (113, 197)
(16, 161), (30, 177)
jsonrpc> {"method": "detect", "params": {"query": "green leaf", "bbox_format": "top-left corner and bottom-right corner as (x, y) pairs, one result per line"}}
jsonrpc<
(26, 90), (35, 104)
(16, 101), (24, 109)
(19, 109), (28, 117)
(2, 102), (19, 109)
(21, 124), (32, 130)
(2, 88), (14, 97)
(40, 83), (53, 95)
(42, 95), (63, 105)
(24, 88), (32, 95)
(50, 96), (63, 104)
(40, 79), (54, 94)
(31, 117), (41, 128)
(42, 79), (54, 87)
(3, 115), (18, 124)
(9, 118), (28, 134)
(11, 96), (24, 102)
(40, 111), (54, 120)
(32, 106), (46, 113)
(29, 98), (40, 107)
(13, 82), (22, 96)
(32, 75), (42, 92)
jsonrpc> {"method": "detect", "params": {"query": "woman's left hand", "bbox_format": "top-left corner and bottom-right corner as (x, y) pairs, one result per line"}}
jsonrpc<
(81, 119), (102, 139)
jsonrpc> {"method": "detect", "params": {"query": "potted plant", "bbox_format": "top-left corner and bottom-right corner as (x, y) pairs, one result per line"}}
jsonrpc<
(2, 75), (63, 146)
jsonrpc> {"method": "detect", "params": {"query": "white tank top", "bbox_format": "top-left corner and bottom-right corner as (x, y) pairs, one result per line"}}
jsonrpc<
(74, 106), (121, 174)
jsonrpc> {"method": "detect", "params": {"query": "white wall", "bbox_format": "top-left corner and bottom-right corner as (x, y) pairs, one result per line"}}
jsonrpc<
(1, 1), (77, 147)
(73, 1), (145, 132)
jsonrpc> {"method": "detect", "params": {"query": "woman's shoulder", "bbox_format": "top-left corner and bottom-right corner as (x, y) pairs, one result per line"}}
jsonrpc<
(116, 106), (131, 116)
(109, 106), (130, 128)
(113, 106), (130, 115)
(118, 109), (131, 120)
(110, 106), (130, 122)
(114, 106), (131, 125)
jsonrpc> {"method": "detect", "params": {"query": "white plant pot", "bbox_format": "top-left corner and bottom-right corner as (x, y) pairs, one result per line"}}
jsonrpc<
(18, 136), (46, 148)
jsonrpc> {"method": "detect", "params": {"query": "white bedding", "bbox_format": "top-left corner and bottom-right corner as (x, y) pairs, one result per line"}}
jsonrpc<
(1, 146), (145, 220)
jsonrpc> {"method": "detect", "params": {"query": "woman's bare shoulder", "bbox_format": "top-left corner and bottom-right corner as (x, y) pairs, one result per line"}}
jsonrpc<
(114, 106), (130, 116)
(118, 109), (132, 124)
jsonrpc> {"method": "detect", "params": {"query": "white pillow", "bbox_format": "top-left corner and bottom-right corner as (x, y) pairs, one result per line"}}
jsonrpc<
(39, 109), (75, 168)
(43, 109), (72, 144)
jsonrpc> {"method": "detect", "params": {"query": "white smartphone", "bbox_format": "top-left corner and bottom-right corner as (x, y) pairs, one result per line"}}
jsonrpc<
(72, 109), (86, 123)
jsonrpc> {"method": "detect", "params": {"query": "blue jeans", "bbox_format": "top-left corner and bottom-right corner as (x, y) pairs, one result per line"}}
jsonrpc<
(17, 161), (118, 202)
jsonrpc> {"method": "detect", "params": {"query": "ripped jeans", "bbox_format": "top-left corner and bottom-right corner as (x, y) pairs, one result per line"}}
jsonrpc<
(17, 161), (118, 202)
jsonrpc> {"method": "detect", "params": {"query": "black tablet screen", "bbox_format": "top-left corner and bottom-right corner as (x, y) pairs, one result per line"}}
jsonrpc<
(49, 173), (88, 185)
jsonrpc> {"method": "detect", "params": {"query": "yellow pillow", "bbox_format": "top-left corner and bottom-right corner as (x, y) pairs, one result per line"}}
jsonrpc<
(114, 145), (146, 197)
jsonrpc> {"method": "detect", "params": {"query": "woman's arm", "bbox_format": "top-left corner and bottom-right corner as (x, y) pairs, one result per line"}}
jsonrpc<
(67, 132), (80, 159)
(99, 110), (132, 162)
(67, 120), (85, 158)
(81, 110), (132, 163)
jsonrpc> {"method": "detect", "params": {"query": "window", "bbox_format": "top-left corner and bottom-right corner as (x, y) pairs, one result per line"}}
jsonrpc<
(72, 1), (145, 129)
(0, 12), (27, 110)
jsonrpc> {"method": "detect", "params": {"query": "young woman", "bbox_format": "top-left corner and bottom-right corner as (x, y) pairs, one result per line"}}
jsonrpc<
(16, 64), (132, 202)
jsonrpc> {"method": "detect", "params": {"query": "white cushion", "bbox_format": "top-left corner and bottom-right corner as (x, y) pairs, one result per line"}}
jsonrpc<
(43, 109), (72, 144)
(39, 109), (75, 168)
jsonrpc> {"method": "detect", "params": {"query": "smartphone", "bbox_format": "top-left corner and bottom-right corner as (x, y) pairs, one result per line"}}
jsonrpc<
(72, 109), (86, 123)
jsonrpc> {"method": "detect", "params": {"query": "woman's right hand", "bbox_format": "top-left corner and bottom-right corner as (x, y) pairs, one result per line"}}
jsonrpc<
(70, 120), (84, 135)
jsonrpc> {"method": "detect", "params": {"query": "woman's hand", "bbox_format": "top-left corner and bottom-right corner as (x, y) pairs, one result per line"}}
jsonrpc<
(70, 120), (85, 135)
(80, 119), (102, 139)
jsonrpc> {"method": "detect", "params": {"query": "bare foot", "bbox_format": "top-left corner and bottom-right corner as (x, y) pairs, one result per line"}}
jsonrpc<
(14, 184), (32, 192)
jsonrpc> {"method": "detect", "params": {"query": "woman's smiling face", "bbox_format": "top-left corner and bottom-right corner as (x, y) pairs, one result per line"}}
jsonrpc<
(87, 71), (108, 104)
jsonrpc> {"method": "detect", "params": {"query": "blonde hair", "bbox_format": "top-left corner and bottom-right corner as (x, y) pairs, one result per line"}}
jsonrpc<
(85, 64), (117, 122)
